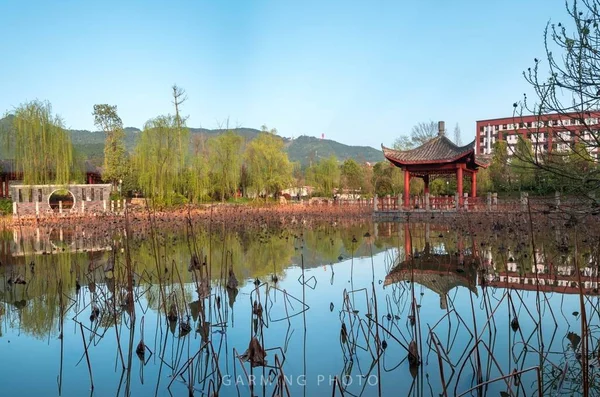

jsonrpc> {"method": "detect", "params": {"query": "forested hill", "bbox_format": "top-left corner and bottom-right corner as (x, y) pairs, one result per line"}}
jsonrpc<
(0, 116), (384, 166)
(285, 135), (384, 165)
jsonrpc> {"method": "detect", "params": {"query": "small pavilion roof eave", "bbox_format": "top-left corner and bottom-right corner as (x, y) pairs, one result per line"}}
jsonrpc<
(381, 135), (476, 165)
(381, 139), (491, 170)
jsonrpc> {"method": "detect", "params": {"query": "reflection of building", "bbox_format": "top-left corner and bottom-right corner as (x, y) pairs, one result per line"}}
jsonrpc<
(383, 222), (600, 301)
(385, 248), (478, 309)
(384, 223), (478, 309)
(482, 247), (600, 294)
(8, 226), (113, 257)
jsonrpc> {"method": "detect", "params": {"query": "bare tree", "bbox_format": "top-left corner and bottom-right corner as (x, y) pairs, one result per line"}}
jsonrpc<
(410, 121), (438, 145)
(519, 0), (600, 196)
(171, 84), (188, 171)
(453, 123), (462, 146)
(393, 120), (438, 150)
(172, 84), (188, 128)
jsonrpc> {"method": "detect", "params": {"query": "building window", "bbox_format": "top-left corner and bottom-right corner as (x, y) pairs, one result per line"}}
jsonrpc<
(480, 126), (484, 132)
(503, 124), (507, 129)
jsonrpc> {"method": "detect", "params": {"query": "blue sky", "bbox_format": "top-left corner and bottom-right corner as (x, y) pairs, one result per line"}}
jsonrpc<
(0, 0), (569, 148)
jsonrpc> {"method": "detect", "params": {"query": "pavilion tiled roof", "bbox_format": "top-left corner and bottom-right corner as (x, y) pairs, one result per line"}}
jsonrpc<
(384, 243), (479, 297)
(84, 161), (102, 175)
(384, 267), (478, 297)
(382, 135), (490, 167)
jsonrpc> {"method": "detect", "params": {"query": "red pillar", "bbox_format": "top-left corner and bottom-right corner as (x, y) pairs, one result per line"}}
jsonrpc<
(404, 223), (412, 259)
(423, 175), (429, 195)
(471, 171), (477, 198)
(403, 169), (410, 208)
(457, 166), (463, 207)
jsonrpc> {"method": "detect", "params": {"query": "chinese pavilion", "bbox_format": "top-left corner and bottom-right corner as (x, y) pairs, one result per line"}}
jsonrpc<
(381, 121), (489, 208)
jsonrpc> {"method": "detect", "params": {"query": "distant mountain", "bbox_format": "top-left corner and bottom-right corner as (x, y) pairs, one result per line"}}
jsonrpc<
(285, 135), (384, 165)
(0, 116), (384, 166)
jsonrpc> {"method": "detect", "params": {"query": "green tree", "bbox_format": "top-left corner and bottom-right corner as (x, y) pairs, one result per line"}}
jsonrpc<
(12, 100), (73, 185)
(340, 159), (364, 194)
(475, 167), (493, 195)
(371, 162), (410, 196)
(134, 115), (189, 205)
(92, 104), (128, 189)
(245, 131), (293, 199)
(187, 134), (210, 202)
(260, 124), (278, 135)
(208, 131), (244, 202)
(306, 155), (340, 196)
(510, 137), (536, 190)
(488, 141), (512, 191)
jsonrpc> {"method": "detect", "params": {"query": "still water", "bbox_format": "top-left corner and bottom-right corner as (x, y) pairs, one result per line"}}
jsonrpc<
(0, 219), (598, 396)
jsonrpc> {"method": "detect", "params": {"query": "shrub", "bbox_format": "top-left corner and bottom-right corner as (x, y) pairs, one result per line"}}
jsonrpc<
(0, 198), (12, 215)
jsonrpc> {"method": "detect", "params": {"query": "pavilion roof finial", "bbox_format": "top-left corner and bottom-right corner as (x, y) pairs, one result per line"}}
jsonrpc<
(438, 121), (445, 136)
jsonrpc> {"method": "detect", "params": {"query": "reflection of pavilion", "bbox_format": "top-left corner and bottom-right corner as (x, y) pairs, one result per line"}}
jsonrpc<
(384, 224), (478, 309)
(7, 226), (112, 257)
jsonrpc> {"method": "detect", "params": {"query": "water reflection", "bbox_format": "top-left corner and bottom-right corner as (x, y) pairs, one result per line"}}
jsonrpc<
(0, 219), (597, 396)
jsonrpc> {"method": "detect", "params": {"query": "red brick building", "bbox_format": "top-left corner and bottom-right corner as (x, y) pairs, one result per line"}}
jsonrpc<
(475, 112), (600, 159)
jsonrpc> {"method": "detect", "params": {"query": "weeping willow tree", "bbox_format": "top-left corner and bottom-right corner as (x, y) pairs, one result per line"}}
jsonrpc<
(134, 115), (189, 205)
(244, 131), (293, 199)
(208, 131), (244, 202)
(12, 100), (73, 185)
(187, 134), (211, 202)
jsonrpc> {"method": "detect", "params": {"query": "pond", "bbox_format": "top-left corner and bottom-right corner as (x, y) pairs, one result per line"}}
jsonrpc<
(0, 216), (598, 396)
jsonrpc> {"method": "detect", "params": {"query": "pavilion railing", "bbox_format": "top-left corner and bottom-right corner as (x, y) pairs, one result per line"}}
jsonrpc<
(430, 196), (455, 210)
(374, 192), (594, 213)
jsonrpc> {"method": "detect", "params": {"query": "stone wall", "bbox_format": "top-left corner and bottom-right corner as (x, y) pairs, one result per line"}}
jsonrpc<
(9, 184), (119, 217)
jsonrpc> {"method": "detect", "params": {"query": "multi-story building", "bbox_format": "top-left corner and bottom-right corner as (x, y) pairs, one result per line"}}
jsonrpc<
(475, 112), (600, 159)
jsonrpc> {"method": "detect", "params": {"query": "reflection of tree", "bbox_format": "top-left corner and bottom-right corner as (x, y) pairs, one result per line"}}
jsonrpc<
(0, 251), (81, 339)
(0, 220), (400, 339)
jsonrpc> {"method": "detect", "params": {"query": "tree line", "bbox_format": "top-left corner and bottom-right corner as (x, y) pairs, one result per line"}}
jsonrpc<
(2, 87), (448, 205)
